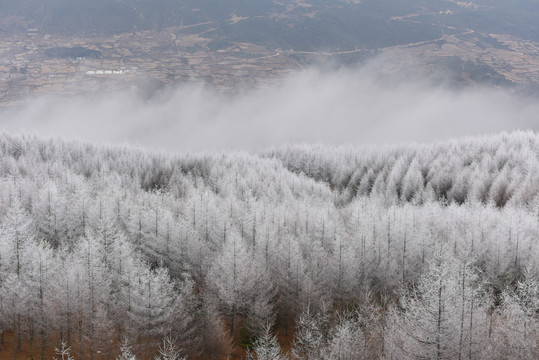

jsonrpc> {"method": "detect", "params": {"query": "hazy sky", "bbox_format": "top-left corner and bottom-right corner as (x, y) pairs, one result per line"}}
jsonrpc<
(1, 64), (538, 152)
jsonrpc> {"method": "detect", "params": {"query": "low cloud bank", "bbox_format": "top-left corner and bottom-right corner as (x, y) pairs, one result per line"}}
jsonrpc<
(0, 64), (538, 152)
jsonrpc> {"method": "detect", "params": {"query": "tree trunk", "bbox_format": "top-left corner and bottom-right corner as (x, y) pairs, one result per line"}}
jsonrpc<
(458, 263), (467, 360)
(436, 275), (443, 360)
(468, 296), (474, 360)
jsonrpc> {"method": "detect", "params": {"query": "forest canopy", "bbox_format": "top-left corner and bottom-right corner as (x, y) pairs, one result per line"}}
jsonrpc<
(0, 131), (538, 359)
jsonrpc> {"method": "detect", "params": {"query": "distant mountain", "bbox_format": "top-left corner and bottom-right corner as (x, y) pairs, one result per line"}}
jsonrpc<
(1, 0), (538, 52)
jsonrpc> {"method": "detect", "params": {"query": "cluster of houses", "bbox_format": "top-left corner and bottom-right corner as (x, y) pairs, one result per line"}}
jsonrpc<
(85, 69), (136, 76)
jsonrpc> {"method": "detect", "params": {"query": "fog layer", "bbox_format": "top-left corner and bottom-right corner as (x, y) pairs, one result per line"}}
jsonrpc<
(1, 65), (538, 151)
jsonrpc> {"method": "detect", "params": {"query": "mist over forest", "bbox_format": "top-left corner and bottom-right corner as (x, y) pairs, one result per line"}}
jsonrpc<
(1, 65), (539, 152)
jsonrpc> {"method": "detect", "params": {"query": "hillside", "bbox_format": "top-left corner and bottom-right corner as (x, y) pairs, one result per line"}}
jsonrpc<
(0, 131), (538, 359)
(2, 1), (539, 104)
(2, 0), (539, 50)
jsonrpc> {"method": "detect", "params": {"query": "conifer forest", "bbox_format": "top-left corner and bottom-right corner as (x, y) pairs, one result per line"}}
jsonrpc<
(0, 131), (538, 359)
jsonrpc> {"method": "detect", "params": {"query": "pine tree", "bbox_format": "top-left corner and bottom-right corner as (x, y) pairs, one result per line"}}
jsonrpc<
(321, 313), (366, 360)
(53, 340), (75, 360)
(117, 337), (137, 360)
(154, 336), (186, 360)
(247, 323), (286, 360)
(385, 244), (489, 360)
(291, 304), (329, 360)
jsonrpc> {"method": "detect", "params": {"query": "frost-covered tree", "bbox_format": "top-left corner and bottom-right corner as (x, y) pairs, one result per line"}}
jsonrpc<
(70, 234), (113, 357)
(53, 340), (75, 360)
(154, 336), (186, 360)
(321, 313), (366, 360)
(129, 265), (177, 359)
(291, 304), (329, 360)
(0, 198), (38, 354)
(385, 245), (490, 360)
(207, 231), (274, 342)
(485, 266), (539, 360)
(117, 337), (137, 360)
(247, 323), (286, 360)
(191, 295), (233, 359)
